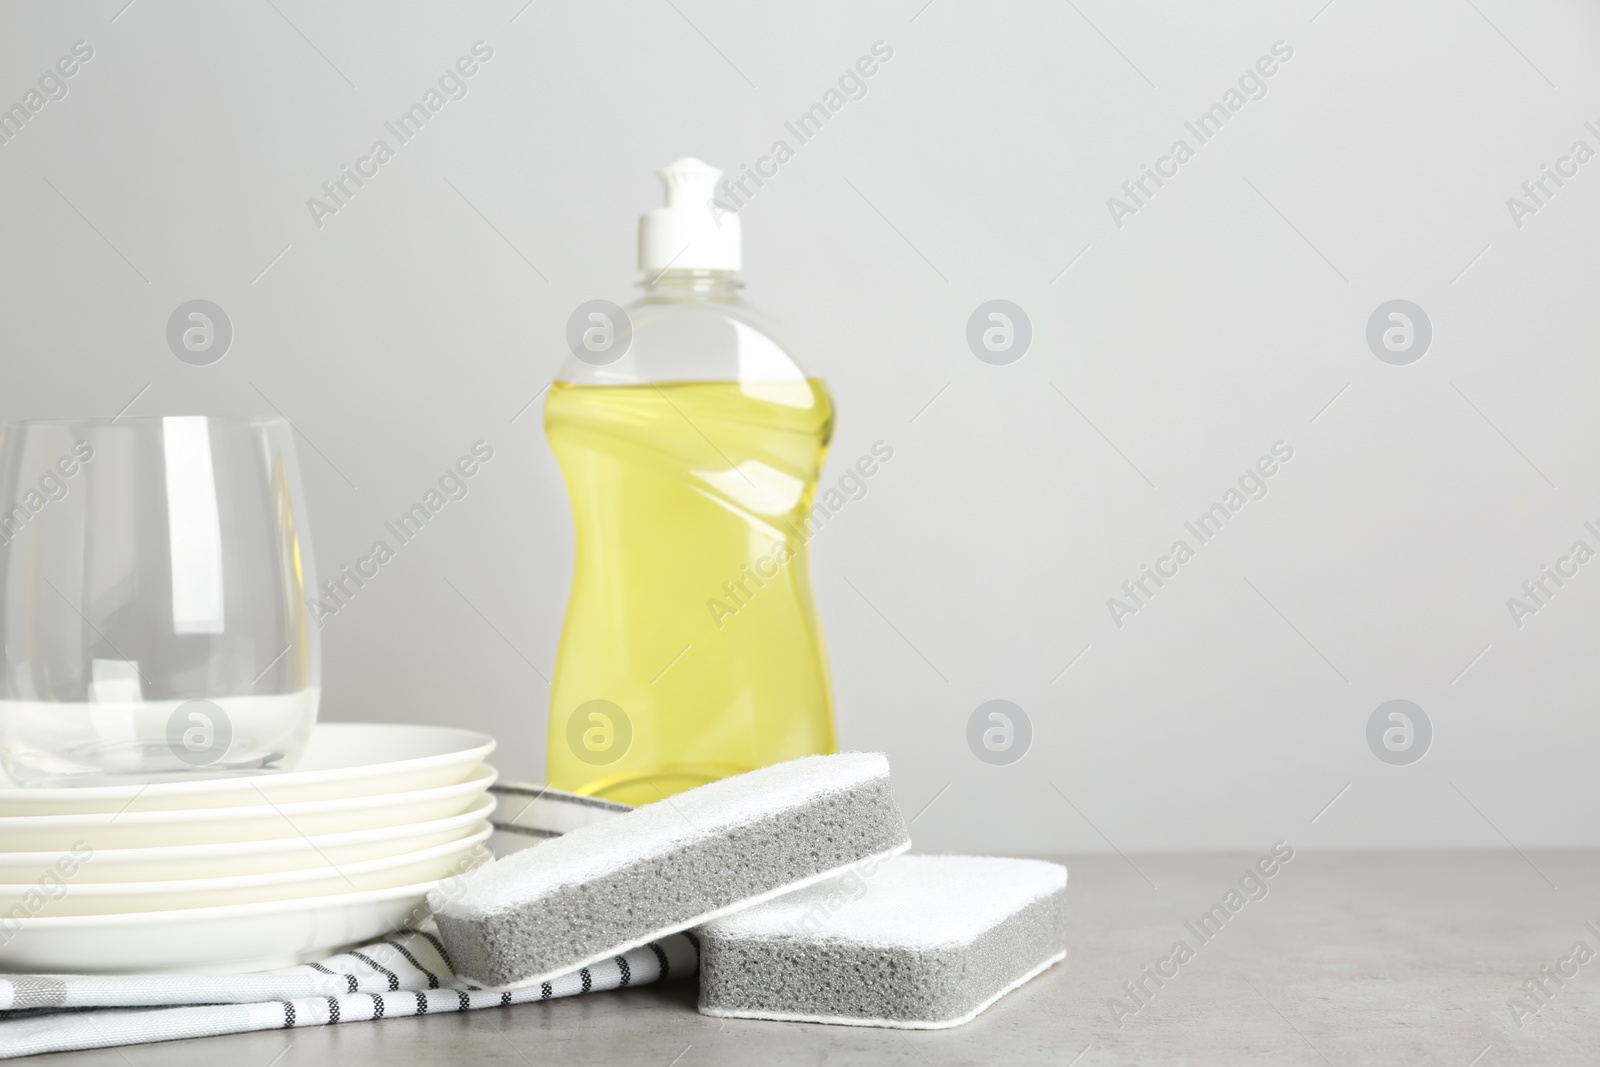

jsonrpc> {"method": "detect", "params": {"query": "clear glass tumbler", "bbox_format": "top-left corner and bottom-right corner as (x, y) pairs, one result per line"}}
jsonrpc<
(0, 416), (320, 784)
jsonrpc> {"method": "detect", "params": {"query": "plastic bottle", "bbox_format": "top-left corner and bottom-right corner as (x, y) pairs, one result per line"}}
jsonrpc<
(544, 158), (838, 804)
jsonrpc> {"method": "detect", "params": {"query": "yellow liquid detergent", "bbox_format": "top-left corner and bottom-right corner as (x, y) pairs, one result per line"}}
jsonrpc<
(544, 378), (838, 803)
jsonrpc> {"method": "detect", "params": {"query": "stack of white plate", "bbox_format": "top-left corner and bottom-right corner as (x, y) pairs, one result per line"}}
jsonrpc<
(0, 723), (495, 975)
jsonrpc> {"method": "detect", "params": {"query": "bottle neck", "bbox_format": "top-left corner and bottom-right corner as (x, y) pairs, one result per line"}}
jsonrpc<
(638, 268), (742, 303)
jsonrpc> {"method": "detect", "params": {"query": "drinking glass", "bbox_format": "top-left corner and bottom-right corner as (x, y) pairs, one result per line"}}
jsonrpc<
(0, 416), (320, 784)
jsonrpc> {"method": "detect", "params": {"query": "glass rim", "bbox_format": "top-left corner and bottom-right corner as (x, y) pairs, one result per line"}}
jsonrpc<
(0, 415), (291, 430)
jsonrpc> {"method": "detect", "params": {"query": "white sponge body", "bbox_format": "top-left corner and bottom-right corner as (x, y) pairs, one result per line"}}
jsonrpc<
(698, 854), (1068, 1029)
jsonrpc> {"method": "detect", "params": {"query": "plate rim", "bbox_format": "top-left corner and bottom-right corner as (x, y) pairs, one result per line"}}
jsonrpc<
(5, 876), (445, 929)
(0, 722), (495, 801)
(0, 794), (498, 865)
(0, 823), (491, 897)
(0, 765), (496, 829)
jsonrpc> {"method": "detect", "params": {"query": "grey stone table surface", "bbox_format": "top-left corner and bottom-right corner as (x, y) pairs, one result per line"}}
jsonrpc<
(21, 850), (1600, 1066)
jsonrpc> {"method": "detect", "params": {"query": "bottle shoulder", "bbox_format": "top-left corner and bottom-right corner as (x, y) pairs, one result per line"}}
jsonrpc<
(556, 296), (817, 385)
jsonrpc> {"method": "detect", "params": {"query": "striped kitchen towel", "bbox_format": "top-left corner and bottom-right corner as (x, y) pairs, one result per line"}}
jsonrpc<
(489, 780), (630, 857)
(0, 927), (699, 1059)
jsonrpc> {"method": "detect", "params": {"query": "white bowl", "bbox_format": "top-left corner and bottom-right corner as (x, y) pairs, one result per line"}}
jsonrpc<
(0, 794), (497, 883)
(0, 823), (492, 915)
(0, 723), (494, 815)
(0, 881), (454, 974)
(0, 766), (496, 851)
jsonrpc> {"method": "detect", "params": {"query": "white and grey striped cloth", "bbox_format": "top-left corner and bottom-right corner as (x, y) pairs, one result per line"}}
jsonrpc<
(0, 927), (700, 1059)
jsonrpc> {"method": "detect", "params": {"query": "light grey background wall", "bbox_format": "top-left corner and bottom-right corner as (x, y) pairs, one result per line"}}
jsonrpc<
(1, 0), (1596, 854)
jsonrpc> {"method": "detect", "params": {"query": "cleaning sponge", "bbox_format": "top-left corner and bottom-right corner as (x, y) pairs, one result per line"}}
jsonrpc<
(697, 854), (1067, 1029)
(432, 753), (909, 989)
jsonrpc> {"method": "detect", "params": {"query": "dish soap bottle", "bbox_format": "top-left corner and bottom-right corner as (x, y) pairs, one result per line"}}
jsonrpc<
(544, 158), (838, 804)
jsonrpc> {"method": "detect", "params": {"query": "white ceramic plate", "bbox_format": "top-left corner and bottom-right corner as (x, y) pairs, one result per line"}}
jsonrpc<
(0, 824), (492, 915)
(0, 881), (451, 974)
(0, 795), (496, 883)
(0, 767), (496, 851)
(0, 723), (495, 815)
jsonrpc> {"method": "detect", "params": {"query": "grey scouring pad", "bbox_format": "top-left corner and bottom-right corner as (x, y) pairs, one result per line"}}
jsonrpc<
(697, 854), (1067, 1029)
(431, 752), (910, 989)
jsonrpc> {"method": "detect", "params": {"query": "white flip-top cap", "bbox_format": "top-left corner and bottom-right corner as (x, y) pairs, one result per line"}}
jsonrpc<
(638, 157), (741, 273)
